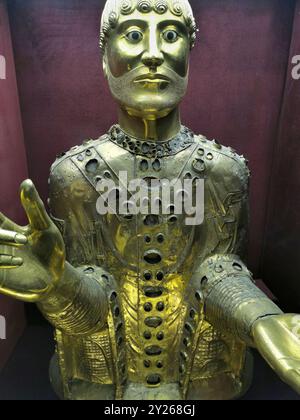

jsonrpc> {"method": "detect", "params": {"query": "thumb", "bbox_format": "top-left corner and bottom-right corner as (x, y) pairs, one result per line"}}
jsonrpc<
(20, 180), (51, 231)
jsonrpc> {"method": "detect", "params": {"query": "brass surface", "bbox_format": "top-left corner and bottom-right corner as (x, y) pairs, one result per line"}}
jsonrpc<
(0, 0), (299, 400)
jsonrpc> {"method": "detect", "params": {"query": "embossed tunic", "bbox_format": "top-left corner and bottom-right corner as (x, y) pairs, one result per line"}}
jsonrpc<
(43, 126), (281, 400)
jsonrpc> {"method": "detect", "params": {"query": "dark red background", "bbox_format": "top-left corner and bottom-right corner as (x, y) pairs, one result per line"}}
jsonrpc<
(0, 0), (27, 370)
(0, 0), (300, 366)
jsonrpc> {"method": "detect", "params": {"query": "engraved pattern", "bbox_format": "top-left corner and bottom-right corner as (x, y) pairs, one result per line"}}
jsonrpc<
(76, 334), (113, 383)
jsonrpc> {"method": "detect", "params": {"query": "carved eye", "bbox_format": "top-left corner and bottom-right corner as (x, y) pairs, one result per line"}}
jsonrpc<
(126, 30), (143, 43)
(163, 30), (179, 43)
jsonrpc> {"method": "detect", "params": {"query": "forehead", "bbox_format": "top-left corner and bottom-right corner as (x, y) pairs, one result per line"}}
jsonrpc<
(116, 9), (187, 29)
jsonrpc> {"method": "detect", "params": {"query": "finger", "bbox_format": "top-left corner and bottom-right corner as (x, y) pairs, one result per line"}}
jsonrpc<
(0, 212), (23, 233)
(0, 255), (23, 267)
(0, 285), (40, 303)
(20, 180), (51, 231)
(0, 228), (27, 245)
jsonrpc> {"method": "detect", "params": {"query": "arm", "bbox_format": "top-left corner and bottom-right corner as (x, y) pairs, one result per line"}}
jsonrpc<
(37, 263), (109, 335)
(191, 151), (300, 394)
(0, 180), (108, 336)
(193, 254), (282, 347)
(194, 254), (300, 394)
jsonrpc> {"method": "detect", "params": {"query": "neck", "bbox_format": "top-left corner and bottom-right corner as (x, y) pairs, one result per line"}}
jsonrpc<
(118, 107), (181, 141)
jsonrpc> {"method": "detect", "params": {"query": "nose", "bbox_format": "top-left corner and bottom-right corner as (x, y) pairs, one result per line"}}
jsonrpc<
(142, 26), (164, 69)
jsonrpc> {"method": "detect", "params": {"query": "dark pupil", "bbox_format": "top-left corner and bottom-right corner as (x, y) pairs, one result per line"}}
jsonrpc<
(131, 32), (140, 41)
(167, 31), (175, 41)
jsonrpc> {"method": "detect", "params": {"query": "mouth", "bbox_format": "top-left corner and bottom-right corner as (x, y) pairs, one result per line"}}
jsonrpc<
(133, 73), (171, 85)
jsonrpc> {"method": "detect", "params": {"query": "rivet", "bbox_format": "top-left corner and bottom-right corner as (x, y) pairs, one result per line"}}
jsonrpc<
(156, 332), (164, 341)
(144, 235), (152, 244)
(144, 302), (153, 312)
(144, 271), (153, 281)
(156, 233), (165, 244)
(144, 331), (152, 340)
(156, 271), (164, 281)
(156, 302), (165, 312)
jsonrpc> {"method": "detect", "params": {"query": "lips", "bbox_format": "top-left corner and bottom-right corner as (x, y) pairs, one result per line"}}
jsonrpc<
(133, 73), (171, 84)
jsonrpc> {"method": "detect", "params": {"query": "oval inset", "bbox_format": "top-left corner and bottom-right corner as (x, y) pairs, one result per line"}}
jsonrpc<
(145, 345), (162, 356)
(144, 317), (163, 328)
(85, 159), (99, 173)
(144, 250), (162, 265)
(144, 287), (163, 298)
(147, 374), (161, 385)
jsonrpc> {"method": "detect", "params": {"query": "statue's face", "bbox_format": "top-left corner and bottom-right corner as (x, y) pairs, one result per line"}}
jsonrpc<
(104, 9), (190, 119)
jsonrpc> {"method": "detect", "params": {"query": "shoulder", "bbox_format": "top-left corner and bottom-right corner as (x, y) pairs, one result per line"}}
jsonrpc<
(191, 133), (251, 190)
(49, 134), (110, 188)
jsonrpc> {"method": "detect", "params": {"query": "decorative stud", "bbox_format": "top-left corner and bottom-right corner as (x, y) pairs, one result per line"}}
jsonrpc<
(192, 158), (206, 173)
(154, 0), (168, 14)
(137, 0), (152, 13)
(120, 0), (134, 15)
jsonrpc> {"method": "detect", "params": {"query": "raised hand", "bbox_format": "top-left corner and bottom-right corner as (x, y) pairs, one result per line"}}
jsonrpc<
(252, 313), (300, 395)
(0, 180), (65, 302)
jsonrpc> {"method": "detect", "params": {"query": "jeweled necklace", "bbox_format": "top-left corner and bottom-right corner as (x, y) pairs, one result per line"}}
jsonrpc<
(108, 125), (195, 158)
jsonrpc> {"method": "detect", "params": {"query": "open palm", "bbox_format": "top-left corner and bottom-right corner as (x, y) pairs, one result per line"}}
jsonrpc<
(0, 180), (65, 302)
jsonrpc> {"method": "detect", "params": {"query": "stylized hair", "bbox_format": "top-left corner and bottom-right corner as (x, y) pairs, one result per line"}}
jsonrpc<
(99, 0), (197, 54)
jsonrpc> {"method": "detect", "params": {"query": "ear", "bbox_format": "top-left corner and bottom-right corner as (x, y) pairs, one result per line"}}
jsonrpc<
(102, 54), (108, 79)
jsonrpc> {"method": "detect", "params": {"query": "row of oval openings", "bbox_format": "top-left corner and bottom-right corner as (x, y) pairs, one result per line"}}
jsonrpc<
(145, 233), (164, 244)
(84, 159), (202, 191)
(144, 331), (164, 341)
(140, 159), (162, 172)
(144, 271), (164, 281)
(144, 301), (164, 312)
(101, 196), (189, 211)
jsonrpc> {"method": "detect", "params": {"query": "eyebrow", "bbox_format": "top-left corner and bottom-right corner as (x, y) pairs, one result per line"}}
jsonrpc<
(157, 19), (188, 33)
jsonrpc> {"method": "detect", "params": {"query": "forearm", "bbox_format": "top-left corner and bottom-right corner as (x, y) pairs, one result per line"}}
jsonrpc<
(38, 263), (109, 336)
(194, 254), (283, 346)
